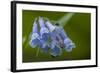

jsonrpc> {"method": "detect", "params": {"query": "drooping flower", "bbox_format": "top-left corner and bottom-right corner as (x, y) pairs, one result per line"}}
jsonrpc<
(54, 25), (75, 52)
(29, 18), (42, 48)
(38, 17), (50, 53)
(50, 41), (62, 57)
(29, 17), (75, 57)
(46, 20), (75, 56)
(39, 17), (49, 41)
(45, 21), (62, 56)
(29, 17), (50, 53)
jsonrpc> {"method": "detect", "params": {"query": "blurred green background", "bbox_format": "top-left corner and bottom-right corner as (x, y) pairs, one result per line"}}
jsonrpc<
(22, 10), (91, 63)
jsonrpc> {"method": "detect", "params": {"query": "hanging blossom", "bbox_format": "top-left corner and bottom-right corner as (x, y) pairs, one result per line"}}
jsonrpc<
(30, 17), (50, 53)
(30, 17), (75, 57)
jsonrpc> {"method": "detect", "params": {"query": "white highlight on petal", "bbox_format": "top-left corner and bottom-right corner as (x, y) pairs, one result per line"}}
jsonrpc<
(31, 33), (39, 40)
(40, 27), (49, 36)
(46, 21), (56, 32)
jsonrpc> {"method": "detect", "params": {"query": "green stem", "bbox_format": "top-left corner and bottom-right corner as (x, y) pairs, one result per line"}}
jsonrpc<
(57, 13), (75, 27)
(36, 47), (40, 57)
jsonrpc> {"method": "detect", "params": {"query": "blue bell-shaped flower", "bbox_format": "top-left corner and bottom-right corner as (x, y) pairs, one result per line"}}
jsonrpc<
(29, 18), (41, 48)
(50, 41), (62, 57)
(45, 21), (62, 56)
(55, 26), (75, 52)
(39, 17), (49, 41)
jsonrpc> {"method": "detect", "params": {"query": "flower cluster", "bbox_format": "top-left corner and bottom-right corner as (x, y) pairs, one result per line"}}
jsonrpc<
(29, 17), (75, 57)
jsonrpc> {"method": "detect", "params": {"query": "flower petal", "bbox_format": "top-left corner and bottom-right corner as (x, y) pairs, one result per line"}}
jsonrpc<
(40, 27), (49, 41)
(30, 18), (41, 48)
(49, 27), (65, 49)
(45, 21), (56, 32)
(55, 27), (68, 40)
(50, 46), (61, 57)
(32, 18), (39, 33)
(38, 17), (45, 27)
(55, 26), (75, 51)
(39, 17), (50, 41)
(64, 38), (75, 52)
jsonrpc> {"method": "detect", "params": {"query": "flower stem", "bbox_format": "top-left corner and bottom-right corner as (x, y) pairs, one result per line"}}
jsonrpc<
(57, 13), (75, 27)
(36, 47), (40, 57)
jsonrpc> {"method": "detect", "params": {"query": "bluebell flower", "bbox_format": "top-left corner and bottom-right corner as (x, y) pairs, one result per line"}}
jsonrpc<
(55, 26), (75, 52)
(30, 17), (75, 57)
(36, 38), (49, 53)
(46, 21), (75, 55)
(38, 17), (50, 53)
(45, 21), (62, 56)
(50, 41), (62, 57)
(30, 18), (49, 53)
(39, 17), (49, 41)
(64, 38), (75, 52)
(29, 18), (42, 48)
